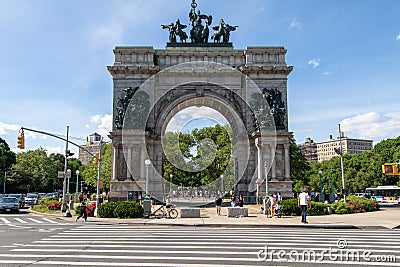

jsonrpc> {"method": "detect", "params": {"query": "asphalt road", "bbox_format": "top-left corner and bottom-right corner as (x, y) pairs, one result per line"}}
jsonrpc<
(0, 213), (399, 267)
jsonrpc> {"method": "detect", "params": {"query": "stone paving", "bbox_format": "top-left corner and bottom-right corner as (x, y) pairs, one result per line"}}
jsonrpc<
(59, 204), (400, 230)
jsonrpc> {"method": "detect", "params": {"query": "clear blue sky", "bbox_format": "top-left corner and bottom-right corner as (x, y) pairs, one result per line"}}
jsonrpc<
(1, 0), (399, 155)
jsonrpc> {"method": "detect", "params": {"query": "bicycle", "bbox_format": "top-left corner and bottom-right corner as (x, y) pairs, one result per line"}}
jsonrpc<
(151, 204), (178, 219)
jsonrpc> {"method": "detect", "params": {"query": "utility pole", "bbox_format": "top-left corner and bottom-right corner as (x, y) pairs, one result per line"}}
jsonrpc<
(94, 138), (103, 216)
(61, 126), (69, 213)
(338, 123), (346, 203)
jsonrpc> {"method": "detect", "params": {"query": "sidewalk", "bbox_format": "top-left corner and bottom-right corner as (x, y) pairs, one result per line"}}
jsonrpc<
(54, 205), (400, 230)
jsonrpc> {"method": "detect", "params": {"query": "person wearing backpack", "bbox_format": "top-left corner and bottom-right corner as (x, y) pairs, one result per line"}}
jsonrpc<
(75, 199), (88, 222)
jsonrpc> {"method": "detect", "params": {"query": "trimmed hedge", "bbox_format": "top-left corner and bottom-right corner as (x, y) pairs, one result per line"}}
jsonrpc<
(97, 202), (119, 218)
(112, 201), (144, 219)
(281, 196), (380, 216)
(280, 199), (329, 216)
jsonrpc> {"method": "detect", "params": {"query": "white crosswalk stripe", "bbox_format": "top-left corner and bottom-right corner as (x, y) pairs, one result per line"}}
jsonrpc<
(0, 226), (399, 266)
(0, 217), (11, 224)
(0, 216), (69, 225)
(13, 218), (28, 224)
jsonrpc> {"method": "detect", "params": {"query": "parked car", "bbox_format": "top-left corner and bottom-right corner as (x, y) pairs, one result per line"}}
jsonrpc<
(24, 193), (39, 206)
(7, 193), (24, 208)
(38, 193), (46, 199)
(0, 197), (20, 213)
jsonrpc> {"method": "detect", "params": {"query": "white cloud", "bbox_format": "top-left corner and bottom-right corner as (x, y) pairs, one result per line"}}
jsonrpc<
(396, 34), (400, 41)
(289, 18), (301, 30)
(308, 59), (320, 68)
(340, 112), (400, 142)
(323, 72), (331, 75)
(90, 114), (112, 138)
(0, 122), (20, 135)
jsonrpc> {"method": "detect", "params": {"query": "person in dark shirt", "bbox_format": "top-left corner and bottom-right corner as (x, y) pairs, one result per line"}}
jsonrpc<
(237, 194), (244, 207)
(215, 195), (223, 215)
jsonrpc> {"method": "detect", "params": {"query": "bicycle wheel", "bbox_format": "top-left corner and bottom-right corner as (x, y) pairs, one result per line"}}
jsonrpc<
(169, 208), (178, 219)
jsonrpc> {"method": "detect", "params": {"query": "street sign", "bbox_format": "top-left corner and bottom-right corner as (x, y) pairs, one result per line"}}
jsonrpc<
(57, 171), (64, 178)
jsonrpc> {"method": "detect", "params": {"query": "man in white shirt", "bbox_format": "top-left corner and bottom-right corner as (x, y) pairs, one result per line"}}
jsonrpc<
(298, 188), (311, 223)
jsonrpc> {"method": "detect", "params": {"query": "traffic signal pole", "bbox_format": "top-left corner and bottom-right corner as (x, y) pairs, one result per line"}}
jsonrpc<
(18, 126), (105, 215)
(61, 126), (70, 213)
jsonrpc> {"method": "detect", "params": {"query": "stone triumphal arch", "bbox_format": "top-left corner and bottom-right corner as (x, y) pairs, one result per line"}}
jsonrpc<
(107, 1), (293, 202)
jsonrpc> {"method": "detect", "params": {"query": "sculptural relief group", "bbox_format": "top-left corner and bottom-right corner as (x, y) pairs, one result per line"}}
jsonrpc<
(162, 0), (238, 44)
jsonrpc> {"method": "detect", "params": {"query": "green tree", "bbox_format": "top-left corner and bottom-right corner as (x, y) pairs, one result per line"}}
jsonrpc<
(11, 149), (59, 193)
(80, 143), (112, 192)
(163, 124), (233, 188)
(289, 136), (310, 192)
(0, 137), (17, 181)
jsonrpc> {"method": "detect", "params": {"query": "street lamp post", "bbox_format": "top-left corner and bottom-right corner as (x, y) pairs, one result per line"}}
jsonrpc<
(75, 170), (79, 193)
(169, 174), (172, 198)
(145, 159), (151, 199)
(264, 161), (269, 198)
(143, 159), (151, 217)
(329, 171), (335, 203)
(221, 175), (224, 196)
(264, 161), (269, 215)
(318, 170), (325, 202)
(66, 169), (71, 194)
(338, 123), (346, 203)
(3, 171), (7, 194)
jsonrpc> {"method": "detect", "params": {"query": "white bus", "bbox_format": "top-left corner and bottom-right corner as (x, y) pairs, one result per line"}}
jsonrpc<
(365, 186), (400, 204)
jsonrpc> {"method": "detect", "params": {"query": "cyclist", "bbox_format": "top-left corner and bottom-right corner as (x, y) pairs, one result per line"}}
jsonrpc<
(165, 197), (172, 218)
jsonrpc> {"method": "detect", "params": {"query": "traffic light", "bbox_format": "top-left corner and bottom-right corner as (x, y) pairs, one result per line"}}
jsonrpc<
(382, 163), (399, 176)
(94, 152), (99, 165)
(17, 131), (25, 149)
(66, 150), (74, 157)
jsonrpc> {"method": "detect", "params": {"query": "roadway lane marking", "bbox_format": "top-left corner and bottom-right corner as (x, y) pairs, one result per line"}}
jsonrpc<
(26, 218), (43, 224)
(0, 218), (11, 224)
(14, 218), (28, 224)
(41, 218), (58, 224)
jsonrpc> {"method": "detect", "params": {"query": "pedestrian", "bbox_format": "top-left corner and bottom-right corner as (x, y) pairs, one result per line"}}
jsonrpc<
(277, 192), (282, 202)
(230, 193), (236, 207)
(215, 195), (223, 215)
(298, 188), (311, 223)
(75, 199), (88, 222)
(165, 197), (172, 218)
(268, 194), (277, 217)
(237, 193), (244, 207)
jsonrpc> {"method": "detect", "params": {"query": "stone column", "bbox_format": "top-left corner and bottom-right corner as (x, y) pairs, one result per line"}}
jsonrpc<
(271, 144), (276, 180)
(284, 144), (290, 180)
(126, 146), (132, 180)
(112, 145), (118, 181)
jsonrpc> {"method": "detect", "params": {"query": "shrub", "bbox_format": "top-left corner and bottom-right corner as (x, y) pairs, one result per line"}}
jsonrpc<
(346, 196), (380, 213)
(330, 197), (380, 214)
(97, 202), (119, 218)
(281, 198), (330, 216)
(280, 198), (301, 216)
(330, 201), (352, 214)
(113, 201), (144, 219)
(46, 201), (62, 210)
(39, 197), (59, 206)
(308, 202), (329, 216)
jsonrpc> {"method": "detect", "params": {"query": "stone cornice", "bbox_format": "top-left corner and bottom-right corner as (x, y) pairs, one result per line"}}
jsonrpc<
(239, 65), (293, 75)
(107, 65), (160, 77)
